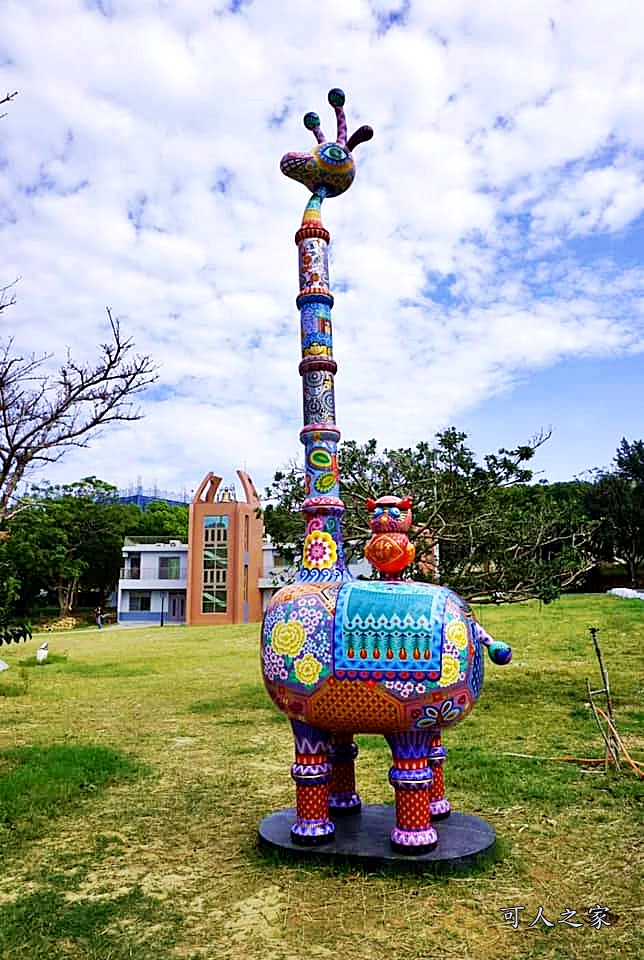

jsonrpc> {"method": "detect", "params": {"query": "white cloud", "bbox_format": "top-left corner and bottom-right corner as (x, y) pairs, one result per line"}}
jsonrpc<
(1, 0), (643, 498)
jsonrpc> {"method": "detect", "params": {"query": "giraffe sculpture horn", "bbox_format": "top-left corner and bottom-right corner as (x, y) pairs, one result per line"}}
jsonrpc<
(303, 111), (326, 144)
(346, 125), (374, 152)
(327, 88), (348, 144)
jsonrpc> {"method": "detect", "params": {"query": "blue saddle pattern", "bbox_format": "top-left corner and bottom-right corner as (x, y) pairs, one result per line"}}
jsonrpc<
(333, 581), (447, 676)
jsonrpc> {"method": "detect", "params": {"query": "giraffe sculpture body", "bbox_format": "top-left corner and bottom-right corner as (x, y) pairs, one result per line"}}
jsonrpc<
(262, 90), (511, 852)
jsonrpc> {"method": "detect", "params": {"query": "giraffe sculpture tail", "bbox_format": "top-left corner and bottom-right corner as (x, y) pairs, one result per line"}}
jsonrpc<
(475, 623), (512, 665)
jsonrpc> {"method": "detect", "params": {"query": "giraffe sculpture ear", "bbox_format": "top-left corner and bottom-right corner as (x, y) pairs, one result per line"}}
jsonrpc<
(399, 497), (413, 510)
(366, 498), (376, 511)
(346, 125), (374, 152)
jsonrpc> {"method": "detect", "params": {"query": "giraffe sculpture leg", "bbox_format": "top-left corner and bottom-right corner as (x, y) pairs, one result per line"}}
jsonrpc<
(328, 733), (361, 814)
(289, 720), (335, 845)
(428, 731), (451, 820)
(386, 731), (437, 853)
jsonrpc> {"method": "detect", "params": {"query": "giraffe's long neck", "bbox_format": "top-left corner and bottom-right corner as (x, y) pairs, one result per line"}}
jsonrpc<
(295, 192), (350, 583)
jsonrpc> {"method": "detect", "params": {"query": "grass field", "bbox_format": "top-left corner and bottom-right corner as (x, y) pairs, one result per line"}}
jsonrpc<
(0, 594), (642, 960)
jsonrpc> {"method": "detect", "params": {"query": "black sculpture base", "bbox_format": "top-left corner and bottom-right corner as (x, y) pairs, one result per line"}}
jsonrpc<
(258, 805), (497, 874)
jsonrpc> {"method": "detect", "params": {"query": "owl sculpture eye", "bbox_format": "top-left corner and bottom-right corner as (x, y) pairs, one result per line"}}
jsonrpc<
(373, 507), (384, 517)
(388, 507), (401, 519)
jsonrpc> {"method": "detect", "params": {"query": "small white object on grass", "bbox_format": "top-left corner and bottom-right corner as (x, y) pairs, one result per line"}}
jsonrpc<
(0, 659), (9, 671)
(36, 641), (49, 664)
(608, 587), (644, 600)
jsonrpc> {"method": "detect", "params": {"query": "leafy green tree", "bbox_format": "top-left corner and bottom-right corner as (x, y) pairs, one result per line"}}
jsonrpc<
(0, 545), (20, 625)
(615, 437), (644, 483)
(264, 428), (594, 603)
(588, 438), (644, 586)
(7, 478), (136, 616)
(2, 482), (189, 620)
(448, 481), (596, 603)
(126, 500), (188, 541)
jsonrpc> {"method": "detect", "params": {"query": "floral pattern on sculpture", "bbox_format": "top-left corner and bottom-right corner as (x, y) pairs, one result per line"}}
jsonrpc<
(417, 699), (462, 727)
(446, 620), (468, 650)
(294, 653), (323, 686)
(272, 620), (306, 657)
(303, 530), (338, 569)
(438, 654), (461, 687)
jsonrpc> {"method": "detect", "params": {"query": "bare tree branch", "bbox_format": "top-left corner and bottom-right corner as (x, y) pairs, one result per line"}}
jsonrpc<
(0, 90), (18, 121)
(0, 307), (157, 520)
(0, 278), (19, 314)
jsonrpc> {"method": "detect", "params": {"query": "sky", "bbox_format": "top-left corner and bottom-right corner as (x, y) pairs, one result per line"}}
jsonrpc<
(1, 0), (643, 503)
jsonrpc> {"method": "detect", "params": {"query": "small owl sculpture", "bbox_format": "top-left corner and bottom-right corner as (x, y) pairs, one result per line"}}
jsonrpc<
(364, 495), (416, 577)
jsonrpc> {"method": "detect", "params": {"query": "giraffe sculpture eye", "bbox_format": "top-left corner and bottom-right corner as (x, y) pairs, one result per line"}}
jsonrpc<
(320, 143), (348, 164)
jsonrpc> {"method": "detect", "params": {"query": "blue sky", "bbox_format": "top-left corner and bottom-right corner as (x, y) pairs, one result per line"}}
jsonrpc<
(1, 0), (642, 500)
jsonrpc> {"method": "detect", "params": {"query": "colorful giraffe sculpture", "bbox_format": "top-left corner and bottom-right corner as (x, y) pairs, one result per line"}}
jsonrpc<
(261, 89), (512, 853)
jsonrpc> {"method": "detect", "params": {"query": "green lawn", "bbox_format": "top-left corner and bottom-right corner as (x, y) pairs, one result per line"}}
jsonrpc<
(0, 594), (641, 960)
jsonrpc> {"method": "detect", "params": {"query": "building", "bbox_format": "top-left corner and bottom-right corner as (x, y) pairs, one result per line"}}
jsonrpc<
(259, 538), (297, 613)
(185, 471), (264, 626)
(117, 468), (380, 626)
(117, 538), (188, 624)
(118, 483), (189, 510)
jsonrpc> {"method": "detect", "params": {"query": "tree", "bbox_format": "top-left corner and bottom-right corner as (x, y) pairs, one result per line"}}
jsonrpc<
(6, 478), (137, 617)
(126, 500), (188, 541)
(263, 428), (594, 603)
(2, 482), (189, 621)
(615, 437), (644, 484)
(588, 438), (644, 586)
(0, 91), (17, 123)
(447, 481), (596, 603)
(0, 310), (157, 522)
(1, 93), (19, 317)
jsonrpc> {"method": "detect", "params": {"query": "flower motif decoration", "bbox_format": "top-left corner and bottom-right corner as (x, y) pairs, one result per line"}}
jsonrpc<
(272, 621), (306, 657)
(446, 620), (468, 650)
(303, 530), (337, 569)
(264, 611), (330, 693)
(438, 654), (461, 687)
(384, 679), (428, 700)
(294, 653), (322, 686)
(416, 699), (461, 727)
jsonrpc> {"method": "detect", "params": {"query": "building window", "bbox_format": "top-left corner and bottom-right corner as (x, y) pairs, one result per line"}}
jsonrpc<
(243, 514), (249, 553)
(159, 555), (181, 579)
(202, 516), (228, 613)
(125, 553), (141, 579)
(243, 565), (248, 602)
(129, 591), (151, 612)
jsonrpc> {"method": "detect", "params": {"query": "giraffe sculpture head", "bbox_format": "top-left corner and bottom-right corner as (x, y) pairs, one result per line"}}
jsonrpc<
(280, 88), (373, 198)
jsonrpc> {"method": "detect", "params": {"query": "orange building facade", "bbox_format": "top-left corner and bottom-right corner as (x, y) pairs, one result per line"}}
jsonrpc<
(185, 470), (264, 626)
